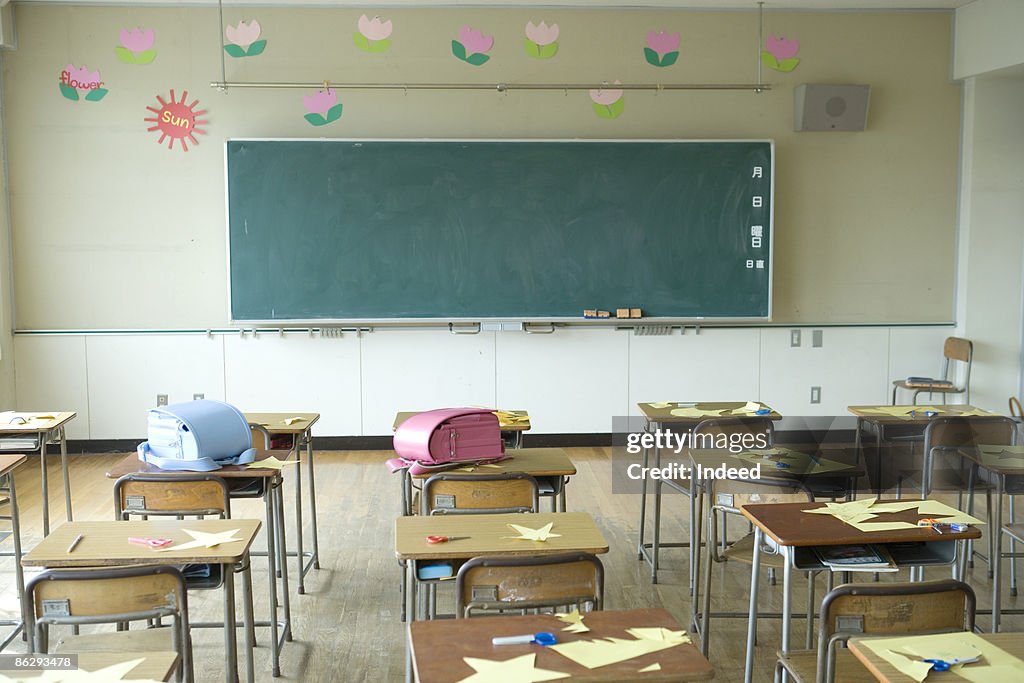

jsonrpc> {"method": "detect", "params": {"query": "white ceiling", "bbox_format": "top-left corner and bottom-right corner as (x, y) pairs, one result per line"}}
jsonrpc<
(11, 0), (978, 8)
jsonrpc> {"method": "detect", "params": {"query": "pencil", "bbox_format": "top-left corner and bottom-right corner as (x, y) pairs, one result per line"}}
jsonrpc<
(66, 534), (83, 553)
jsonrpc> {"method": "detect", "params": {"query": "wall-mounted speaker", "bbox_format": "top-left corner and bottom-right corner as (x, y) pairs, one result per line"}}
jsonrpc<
(794, 84), (870, 132)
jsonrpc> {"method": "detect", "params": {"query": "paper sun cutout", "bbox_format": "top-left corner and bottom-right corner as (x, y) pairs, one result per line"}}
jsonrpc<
(145, 90), (208, 152)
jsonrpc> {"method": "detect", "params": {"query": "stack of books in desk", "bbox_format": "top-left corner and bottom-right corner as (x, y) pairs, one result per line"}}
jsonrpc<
(904, 376), (954, 388)
(814, 545), (898, 572)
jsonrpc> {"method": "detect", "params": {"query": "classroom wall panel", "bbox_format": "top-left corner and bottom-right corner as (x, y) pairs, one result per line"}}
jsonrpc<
(223, 333), (361, 436)
(13, 336), (90, 440)
(495, 328), (628, 434)
(758, 327), (890, 415)
(360, 330), (497, 435)
(954, 0), (1024, 79)
(2, 6), (961, 327)
(85, 334), (226, 439)
(627, 328), (761, 413)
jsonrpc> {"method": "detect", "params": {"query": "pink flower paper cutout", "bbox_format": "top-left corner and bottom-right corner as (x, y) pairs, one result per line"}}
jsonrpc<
(303, 88), (343, 127)
(354, 15), (393, 53)
(762, 35), (800, 72)
(644, 30), (680, 67)
(452, 25), (493, 66)
(116, 27), (157, 64)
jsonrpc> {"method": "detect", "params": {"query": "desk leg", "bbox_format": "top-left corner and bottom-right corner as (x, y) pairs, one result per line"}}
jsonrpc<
(781, 547), (793, 683)
(690, 475), (702, 599)
(241, 557), (255, 683)
(264, 489), (282, 677)
(39, 440), (49, 537)
(305, 431), (321, 570)
(650, 441), (663, 584)
(222, 562), (239, 683)
(993, 476), (1005, 633)
(743, 527), (763, 683)
(9, 473), (24, 651)
(58, 427), (72, 524)
(291, 436), (306, 595)
(637, 438), (650, 560)
(274, 481), (293, 642)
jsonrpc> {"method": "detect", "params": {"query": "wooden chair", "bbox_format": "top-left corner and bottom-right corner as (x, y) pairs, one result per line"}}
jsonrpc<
(775, 579), (975, 683)
(694, 477), (817, 657)
(26, 565), (193, 683)
(892, 336), (973, 405)
(455, 553), (603, 617)
(421, 473), (539, 515)
(1011, 396), (1023, 419)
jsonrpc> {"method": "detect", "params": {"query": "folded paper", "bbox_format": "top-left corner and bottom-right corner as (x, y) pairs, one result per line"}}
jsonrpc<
(455, 653), (569, 682)
(638, 662), (662, 673)
(556, 610), (590, 633)
(506, 522), (560, 542)
(550, 633), (684, 669)
(246, 455), (298, 471)
(154, 528), (244, 552)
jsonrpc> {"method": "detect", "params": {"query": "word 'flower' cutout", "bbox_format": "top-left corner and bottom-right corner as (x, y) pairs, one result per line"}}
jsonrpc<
(524, 21), (559, 59)
(762, 35), (800, 72)
(644, 30), (680, 67)
(58, 64), (107, 102)
(452, 25), (493, 66)
(116, 27), (156, 64)
(354, 15), (393, 53)
(303, 88), (343, 127)
(589, 81), (625, 119)
(224, 20), (266, 58)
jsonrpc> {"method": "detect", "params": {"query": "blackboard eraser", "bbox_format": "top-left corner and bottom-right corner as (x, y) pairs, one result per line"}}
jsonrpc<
(583, 309), (597, 318)
(616, 308), (630, 318)
(630, 308), (642, 318)
(597, 310), (611, 318)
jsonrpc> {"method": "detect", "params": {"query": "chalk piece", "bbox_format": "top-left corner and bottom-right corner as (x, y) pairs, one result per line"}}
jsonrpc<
(616, 308), (630, 318)
(583, 309), (597, 318)
(597, 310), (610, 318)
(630, 308), (642, 318)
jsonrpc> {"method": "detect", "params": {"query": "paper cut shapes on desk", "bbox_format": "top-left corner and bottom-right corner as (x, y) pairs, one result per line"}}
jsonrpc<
(978, 445), (1024, 463)
(804, 498), (984, 531)
(456, 463), (504, 472)
(731, 449), (850, 475)
(154, 528), (243, 552)
(550, 630), (689, 669)
(669, 407), (723, 418)
(0, 657), (161, 682)
(246, 455), (298, 471)
(860, 632), (1024, 683)
(506, 522), (561, 542)
(625, 627), (690, 644)
(281, 416), (306, 425)
(646, 402), (673, 409)
(455, 654), (569, 683)
(638, 662), (662, 673)
(556, 610), (590, 634)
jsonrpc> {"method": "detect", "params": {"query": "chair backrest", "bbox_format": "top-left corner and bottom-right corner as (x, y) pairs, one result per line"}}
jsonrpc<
(455, 553), (603, 617)
(694, 416), (775, 450)
(922, 416), (1017, 494)
(817, 579), (975, 682)
(941, 337), (973, 393)
(26, 565), (192, 679)
(1010, 396), (1023, 419)
(114, 474), (231, 519)
(422, 473), (539, 515)
(250, 423), (272, 449)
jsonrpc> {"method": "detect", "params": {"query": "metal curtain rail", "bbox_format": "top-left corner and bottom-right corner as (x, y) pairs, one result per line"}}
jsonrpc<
(210, 81), (771, 93)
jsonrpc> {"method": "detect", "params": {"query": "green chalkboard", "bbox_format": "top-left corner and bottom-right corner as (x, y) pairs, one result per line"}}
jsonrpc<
(227, 139), (773, 321)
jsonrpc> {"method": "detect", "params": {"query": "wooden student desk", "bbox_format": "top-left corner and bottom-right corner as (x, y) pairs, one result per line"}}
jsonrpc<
(739, 500), (981, 683)
(395, 511), (608, 623)
(403, 447), (576, 516)
(848, 633), (1024, 683)
(0, 412), (76, 537)
(847, 405), (999, 494)
(22, 519), (261, 683)
(958, 445), (1024, 633)
(244, 412), (321, 594)
(5, 651), (180, 681)
(409, 608), (714, 683)
(106, 449), (295, 677)
(0, 455), (26, 651)
(635, 401), (781, 588)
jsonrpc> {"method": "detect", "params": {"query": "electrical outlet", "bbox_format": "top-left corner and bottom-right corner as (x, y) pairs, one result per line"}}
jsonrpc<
(812, 329), (823, 348)
(790, 329), (801, 347)
(156, 394), (168, 406)
(193, 393), (205, 401)
(810, 386), (821, 404)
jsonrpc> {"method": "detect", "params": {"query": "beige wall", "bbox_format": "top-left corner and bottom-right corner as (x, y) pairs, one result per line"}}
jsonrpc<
(3, 6), (960, 328)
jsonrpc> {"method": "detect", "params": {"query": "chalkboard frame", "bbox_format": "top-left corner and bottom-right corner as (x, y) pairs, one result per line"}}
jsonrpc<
(225, 138), (775, 325)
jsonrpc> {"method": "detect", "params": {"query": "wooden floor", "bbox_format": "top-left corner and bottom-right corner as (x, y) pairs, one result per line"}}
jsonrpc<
(1, 448), (1022, 682)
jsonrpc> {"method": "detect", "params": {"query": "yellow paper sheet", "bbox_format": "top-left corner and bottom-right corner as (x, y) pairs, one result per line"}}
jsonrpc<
(638, 663), (662, 673)
(848, 521), (920, 532)
(647, 402), (673, 409)
(743, 401), (763, 412)
(456, 654), (570, 683)
(245, 456), (298, 471)
(154, 528), (244, 552)
(955, 409), (996, 417)
(978, 446), (1024, 468)
(806, 498), (984, 531)
(550, 636), (680, 669)
(556, 610), (590, 634)
(860, 632), (1024, 683)
(669, 407), (723, 418)
(0, 657), (159, 683)
(625, 627), (690, 644)
(804, 498), (879, 525)
(505, 522), (561, 542)
(281, 417), (306, 425)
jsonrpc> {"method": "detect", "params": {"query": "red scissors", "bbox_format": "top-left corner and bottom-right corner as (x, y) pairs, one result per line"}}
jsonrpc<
(426, 535), (469, 544)
(128, 536), (173, 548)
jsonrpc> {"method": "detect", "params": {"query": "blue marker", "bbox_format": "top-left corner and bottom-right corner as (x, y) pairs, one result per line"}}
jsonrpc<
(492, 632), (557, 646)
(755, 408), (771, 415)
